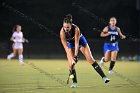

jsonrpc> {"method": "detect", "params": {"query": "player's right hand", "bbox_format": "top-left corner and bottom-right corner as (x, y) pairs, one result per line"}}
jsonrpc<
(13, 39), (17, 43)
(103, 32), (110, 37)
(121, 35), (126, 39)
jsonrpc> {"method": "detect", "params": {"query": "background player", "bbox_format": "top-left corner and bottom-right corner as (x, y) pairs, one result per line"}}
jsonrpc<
(60, 14), (110, 88)
(7, 25), (28, 65)
(100, 17), (126, 73)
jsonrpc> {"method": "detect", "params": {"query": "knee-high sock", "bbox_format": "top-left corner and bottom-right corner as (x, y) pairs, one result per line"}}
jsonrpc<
(19, 54), (23, 63)
(70, 69), (77, 83)
(109, 61), (115, 71)
(92, 61), (106, 78)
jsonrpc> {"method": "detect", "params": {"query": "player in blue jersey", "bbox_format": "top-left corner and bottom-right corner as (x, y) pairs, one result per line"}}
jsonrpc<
(100, 17), (126, 74)
(60, 14), (110, 88)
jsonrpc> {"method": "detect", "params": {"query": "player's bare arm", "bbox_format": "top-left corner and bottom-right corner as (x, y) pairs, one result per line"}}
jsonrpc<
(117, 27), (126, 39)
(100, 27), (110, 37)
(60, 28), (69, 54)
(74, 26), (80, 56)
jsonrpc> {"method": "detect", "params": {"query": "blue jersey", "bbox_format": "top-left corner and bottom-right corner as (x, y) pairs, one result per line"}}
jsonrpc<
(63, 24), (88, 48)
(105, 26), (119, 43)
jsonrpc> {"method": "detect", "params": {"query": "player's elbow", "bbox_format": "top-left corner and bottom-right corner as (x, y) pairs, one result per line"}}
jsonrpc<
(10, 38), (13, 41)
(100, 33), (104, 37)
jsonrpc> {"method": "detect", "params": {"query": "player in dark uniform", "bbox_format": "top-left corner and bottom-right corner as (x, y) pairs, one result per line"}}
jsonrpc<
(100, 17), (126, 74)
(60, 14), (110, 88)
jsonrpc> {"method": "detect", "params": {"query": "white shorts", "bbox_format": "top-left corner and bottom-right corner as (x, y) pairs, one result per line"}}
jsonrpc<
(12, 43), (23, 49)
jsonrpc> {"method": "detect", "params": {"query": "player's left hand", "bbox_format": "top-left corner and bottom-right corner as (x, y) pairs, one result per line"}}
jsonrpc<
(73, 55), (79, 63)
(25, 39), (29, 43)
(23, 38), (29, 43)
(121, 35), (126, 39)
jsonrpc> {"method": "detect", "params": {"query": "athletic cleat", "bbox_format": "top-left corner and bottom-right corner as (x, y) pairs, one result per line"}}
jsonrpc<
(100, 57), (105, 67)
(19, 62), (24, 66)
(7, 55), (11, 60)
(7, 56), (11, 60)
(70, 83), (77, 88)
(103, 77), (110, 83)
(108, 70), (114, 74)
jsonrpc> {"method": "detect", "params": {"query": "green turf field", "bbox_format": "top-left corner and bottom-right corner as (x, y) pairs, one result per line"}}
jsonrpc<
(0, 59), (140, 93)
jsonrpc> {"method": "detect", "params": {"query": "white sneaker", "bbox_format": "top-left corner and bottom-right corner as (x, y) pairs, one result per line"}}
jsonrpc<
(103, 77), (110, 83)
(19, 62), (24, 66)
(108, 70), (114, 74)
(70, 83), (77, 88)
(7, 55), (11, 60)
(100, 57), (105, 67)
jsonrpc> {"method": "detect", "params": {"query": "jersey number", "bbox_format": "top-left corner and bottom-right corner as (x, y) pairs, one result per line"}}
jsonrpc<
(110, 35), (116, 41)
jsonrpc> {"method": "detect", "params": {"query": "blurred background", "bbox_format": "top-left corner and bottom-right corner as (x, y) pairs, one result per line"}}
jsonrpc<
(0, 0), (140, 61)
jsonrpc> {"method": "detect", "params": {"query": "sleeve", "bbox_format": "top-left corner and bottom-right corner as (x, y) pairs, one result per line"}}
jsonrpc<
(12, 32), (17, 42)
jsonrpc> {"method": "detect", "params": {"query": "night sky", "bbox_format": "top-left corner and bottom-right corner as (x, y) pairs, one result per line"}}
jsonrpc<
(0, 0), (139, 41)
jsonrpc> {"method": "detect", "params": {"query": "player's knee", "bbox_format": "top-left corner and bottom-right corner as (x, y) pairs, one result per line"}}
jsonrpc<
(13, 53), (16, 56)
(111, 58), (116, 61)
(86, 57), (94, 64)
(18, 52), (23, 55)
(110, 56), (116, 61)
(104, 57), (110, 62)
(111, 56), (117, 61)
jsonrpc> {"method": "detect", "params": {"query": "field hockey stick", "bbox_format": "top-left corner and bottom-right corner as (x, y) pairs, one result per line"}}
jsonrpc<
(66, 55), (79, 84)
(71, 55), (79, 69)
(66, 73), (70, 84)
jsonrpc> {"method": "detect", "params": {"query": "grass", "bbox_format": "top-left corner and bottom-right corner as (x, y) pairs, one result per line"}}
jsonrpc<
(0, 59), (140, 93)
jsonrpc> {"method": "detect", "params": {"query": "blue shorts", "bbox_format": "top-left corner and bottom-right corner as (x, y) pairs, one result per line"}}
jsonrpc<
(104, 42), (119, 54)
(67, 35), (88, 48)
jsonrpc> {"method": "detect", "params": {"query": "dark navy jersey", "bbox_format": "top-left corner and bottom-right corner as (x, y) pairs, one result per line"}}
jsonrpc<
(63, 24), (77, 43)
(105, 26), (119, 43)
(63, 24), (88, 48)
